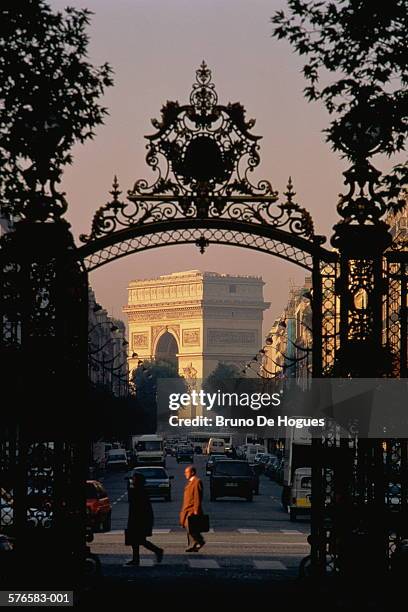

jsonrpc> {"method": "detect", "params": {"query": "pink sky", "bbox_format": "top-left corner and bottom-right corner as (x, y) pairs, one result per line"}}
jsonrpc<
(50, 0), (403, 334)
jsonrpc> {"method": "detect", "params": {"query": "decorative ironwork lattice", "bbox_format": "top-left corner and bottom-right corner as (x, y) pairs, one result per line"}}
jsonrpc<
(80, 63), (318, 250)
(82, 227), (322, 272)
(385, 251), (408, 377)
(320, 261), (340, 375)
(346, 259), (376, 341)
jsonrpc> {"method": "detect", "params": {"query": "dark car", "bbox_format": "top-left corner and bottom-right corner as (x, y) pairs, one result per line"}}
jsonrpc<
(176, 446), (194, 463)
(252, 453), (272, 475)
(128, 467), (173, 501)
(210, 460), (254, 501)
(264, 455), (280, 480)
(205, 454), (226, 475)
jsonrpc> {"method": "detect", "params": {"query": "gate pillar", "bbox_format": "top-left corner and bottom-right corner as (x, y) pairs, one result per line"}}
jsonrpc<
(0, 221), (89, 584)
(323, 159), (392, 578)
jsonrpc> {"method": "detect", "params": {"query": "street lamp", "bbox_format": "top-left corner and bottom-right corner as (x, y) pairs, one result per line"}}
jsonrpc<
(89, 353), (129, 396)
(88, 320), (119, 336)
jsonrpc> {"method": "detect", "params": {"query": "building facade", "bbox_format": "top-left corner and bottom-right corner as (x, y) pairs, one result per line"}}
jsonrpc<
(262, 277), (313, 385)
(124, 270), (270, 381)
(88, 287), (128, 397)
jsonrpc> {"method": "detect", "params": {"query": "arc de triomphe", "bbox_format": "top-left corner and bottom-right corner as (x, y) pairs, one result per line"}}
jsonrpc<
(123, 270), (270, 382)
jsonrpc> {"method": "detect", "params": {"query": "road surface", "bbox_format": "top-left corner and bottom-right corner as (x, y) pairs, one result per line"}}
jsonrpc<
(91, 454), (311, 579)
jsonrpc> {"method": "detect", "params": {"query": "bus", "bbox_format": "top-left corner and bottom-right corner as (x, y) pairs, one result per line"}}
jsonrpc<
(187, 432), (233, 454)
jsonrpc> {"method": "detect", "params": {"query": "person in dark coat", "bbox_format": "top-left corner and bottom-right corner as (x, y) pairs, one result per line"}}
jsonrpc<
(125, 472), (164, 566)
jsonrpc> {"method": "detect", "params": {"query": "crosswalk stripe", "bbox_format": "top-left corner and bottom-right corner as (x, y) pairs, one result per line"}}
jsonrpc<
(101, 554), (301, 571)
(99, 528), (305, 536)
(254, 560), (286, 570)
(188, 559), (220, 569)
(139, 558), (155, 567)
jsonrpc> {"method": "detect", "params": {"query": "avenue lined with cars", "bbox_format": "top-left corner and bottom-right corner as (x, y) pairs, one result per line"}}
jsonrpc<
(91, 450), (311, 577)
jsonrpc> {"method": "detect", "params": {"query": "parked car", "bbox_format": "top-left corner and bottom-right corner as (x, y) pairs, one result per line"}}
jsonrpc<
(128, 467), (174, 501)
(205, 454), (226, 475)
(244, 444), (265, 463)
(264, 455), (280, 480)
(176, 446), (194, 463)
(289, 468), (311, 521)
(210, 460), (254, 501)
(254, 452), (266, 464)
(86, 480), (112, 532)
(255, 453), (274, 474)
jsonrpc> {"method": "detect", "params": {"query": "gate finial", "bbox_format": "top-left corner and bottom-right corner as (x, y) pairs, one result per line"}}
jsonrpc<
(190, 60), (217, 115)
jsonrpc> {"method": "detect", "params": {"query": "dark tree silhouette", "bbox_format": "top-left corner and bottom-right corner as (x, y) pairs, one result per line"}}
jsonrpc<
(0, 1), (113, 221)
(271, 0), (407, 210)
(203, 362), (241, 396)
(132, 360), (188, 434)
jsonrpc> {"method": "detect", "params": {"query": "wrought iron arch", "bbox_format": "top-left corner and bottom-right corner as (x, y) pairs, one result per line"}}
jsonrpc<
(79, 206), (336, 272)
(78, 62), (336, 273)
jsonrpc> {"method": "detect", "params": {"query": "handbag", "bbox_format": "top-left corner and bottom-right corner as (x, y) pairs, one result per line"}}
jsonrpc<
(188, 514), (210, 533)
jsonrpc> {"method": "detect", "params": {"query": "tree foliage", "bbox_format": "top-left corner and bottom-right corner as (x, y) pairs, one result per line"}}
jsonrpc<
(0, 1), (113, 221)
(131, 359), (187, 389)
(131, 360), (188, 433)
(271, 0), (407, 208)
(203, 362), (242, 396)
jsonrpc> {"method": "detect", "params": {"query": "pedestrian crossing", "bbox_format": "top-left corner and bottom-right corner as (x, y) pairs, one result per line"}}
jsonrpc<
(114, 555), (300, 571)
(253, 560), (286, 570)
(107, 528), (306, 535)
(188, 559), (220, 569)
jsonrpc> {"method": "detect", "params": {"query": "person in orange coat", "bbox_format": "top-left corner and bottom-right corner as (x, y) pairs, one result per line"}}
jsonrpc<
(179, 465), (205, 552)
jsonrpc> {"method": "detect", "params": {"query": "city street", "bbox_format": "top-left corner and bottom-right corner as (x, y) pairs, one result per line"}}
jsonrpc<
(92, 455), (311, 579)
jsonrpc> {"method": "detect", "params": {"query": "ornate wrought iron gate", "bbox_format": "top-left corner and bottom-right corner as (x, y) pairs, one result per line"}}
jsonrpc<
(0, 62), (406, 583)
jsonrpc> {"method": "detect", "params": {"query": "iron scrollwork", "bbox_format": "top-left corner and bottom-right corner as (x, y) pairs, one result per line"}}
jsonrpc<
(80, 62), (315, 245)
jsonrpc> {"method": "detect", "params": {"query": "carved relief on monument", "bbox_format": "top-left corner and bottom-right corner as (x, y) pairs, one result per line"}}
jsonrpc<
(207, 329), (257, 345)
(152, 324), (180, 349)
(182, 362), (198, 379)
(205, 307), (261, 320)
(132, 332), (149, 349)
(182, 328), (200, 346)
(126, 307), (202, 322)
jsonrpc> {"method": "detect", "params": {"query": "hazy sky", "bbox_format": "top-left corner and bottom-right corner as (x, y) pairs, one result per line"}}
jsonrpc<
(50, 0), (402, 334)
